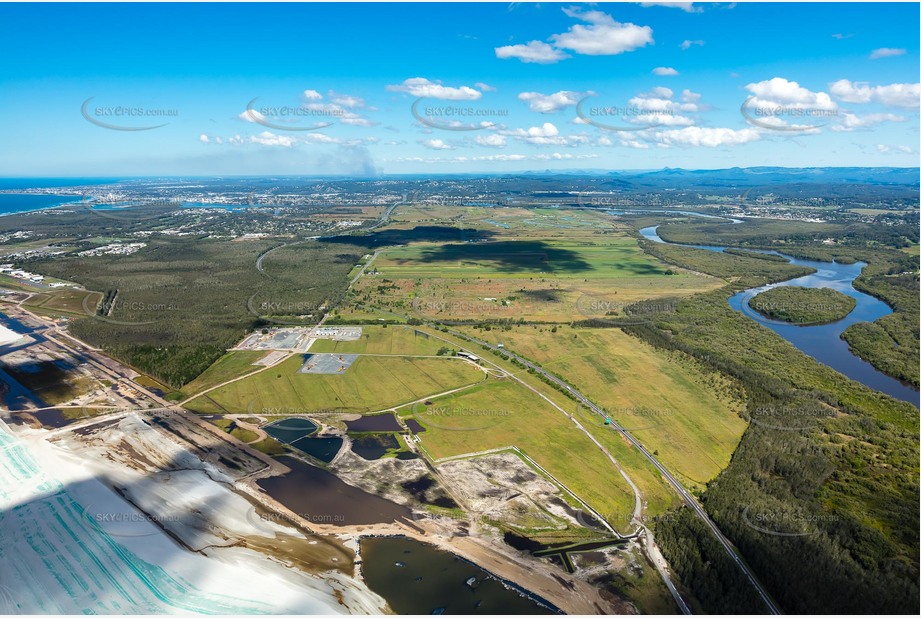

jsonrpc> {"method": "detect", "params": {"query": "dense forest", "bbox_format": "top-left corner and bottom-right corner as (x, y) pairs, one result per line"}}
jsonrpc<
(29, 236), (364, 387)
(636, 239), (919, 614)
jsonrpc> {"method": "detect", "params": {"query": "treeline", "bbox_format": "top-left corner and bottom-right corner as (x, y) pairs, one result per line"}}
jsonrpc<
(656, 219), (919, 250)
(621, 242), (918, 614)
(31, 236), (365, 387)
(649, 223), (920, 388)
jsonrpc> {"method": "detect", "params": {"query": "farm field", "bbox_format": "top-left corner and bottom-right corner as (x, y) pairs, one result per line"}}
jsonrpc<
(22, 288), (103, 317)
(352, 232), (719, 322)
(458, 325), (748, 487)
(185, 354), (484, 416)
(179, 350), (269, 398)
(397, 377), (640, 531)
(309, 325), (446, 355)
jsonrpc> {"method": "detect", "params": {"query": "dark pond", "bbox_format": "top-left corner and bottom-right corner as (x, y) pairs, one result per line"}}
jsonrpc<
(291, 436), (343, 463)
(264, 417), (318, 442)
(360, 536), (556, 615)
(346, 413), (402, 433)
(405, 418), (427, 433)
(256, 456), (411, 526)
(351, 434), (400, 460)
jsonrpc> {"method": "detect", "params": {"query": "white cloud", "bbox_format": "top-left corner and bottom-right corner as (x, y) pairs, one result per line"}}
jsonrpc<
(199, 134), (209, 144)
(506, 122), (560, 138)
(682, 89), (701, 102)
(832, 112), (906, 131)
(329, 92), (364, 108)
(387, 77), (482, 100)
(418, 138), (454, 150)
(639, 2), (701, 12)
(829, 79), (921, 108)
(869, 48), (906, 60)
(495, 41), (569, 64)
(832, 33), (854, 40)
(552, 7), (653, 55)
(250, 131), (297, 147)
(475, 134), (507, 148)
(745, 77), (837, 110)
(303, 89), (323, 100)
(652, 67), (679, 76)
(500, 122), (589, 147)
(648, 126), (761, 147)
(239, 109), (266, 123)
(475, 82), (497, 92)
(533, 153), (600, 160)
(679, 39), (704, 50)
(621, 139), (651, 149)
(629, 87), (699, 114)
(495, 8), (652, 63)
(517, 90), (583, 113)
(477, 154), (527, 161)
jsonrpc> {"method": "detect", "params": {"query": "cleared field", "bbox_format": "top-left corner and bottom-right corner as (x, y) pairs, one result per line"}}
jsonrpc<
(371, 238), (670, 279)
(398, 378), (640, 530)
(179, 350), (270, 397)
(22, 289), (102, 316)
(186, 354), (484, 415)
(354, 234), (719, 322)
(309, 325), (447, 355)
(460, 325), (748, 487)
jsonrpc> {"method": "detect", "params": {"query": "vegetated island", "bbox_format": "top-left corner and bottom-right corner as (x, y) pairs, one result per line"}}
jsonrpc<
(748, 286), (856, 325)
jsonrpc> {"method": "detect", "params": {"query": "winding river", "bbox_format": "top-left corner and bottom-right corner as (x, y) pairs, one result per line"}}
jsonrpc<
(639, 223), (919, 406)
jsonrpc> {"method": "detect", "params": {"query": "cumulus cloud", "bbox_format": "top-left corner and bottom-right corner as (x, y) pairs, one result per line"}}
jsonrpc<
(533, 153), (600, 160)
(199, 134), (209, 144)
(496, 8), (652, 63)
(679, 39), (704, 50)
(250, 131), (298, 147)
(500, 122), (589, 146)
(518, 90), (584, 113)
(495, 41), (570, 64)
(648, 126), (761, 147)
(652, 67), (679, 76)
(829, 79), (921, 108)
(329, 92), (365, 108)
(869, 48), (906, 60)
(832, 112), (906, 131)
(387, 77), (482, 100)
(552, 7), (654, 55)
(303, 89), (323, 100)
(475, 134), (507, 148)
(639, 2), (701, 12)
(875, 144), (911, 154)
(745, 77), (836, 110)
(630, 87), (699, 113)
(418, 138), (454, 150)
(475, 82), (497, 92)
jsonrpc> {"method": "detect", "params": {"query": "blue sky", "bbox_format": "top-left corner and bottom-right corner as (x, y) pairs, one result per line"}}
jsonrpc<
(0, 2), (918, 175)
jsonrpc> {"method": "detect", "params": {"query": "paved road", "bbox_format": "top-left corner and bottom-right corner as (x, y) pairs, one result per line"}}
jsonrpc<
(453, 329), (781, 615)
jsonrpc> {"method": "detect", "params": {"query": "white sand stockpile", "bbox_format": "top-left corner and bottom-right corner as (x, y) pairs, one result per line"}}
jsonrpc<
(0, 416), (386, 614)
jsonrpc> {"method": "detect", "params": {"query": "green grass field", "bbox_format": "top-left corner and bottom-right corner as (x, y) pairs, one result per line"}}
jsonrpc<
(186, 354), (484, 415)
(460, 325), (748, 487)
(309, 325), (447, 355)
(22, 289), (102, 316)
(372, 238), (673, 279)
(398, 378), (641, 530)
(179, 350), (270, 397)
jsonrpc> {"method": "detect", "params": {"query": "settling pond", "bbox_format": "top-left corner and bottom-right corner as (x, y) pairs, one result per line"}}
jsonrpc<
(360, 536), (557, 615)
